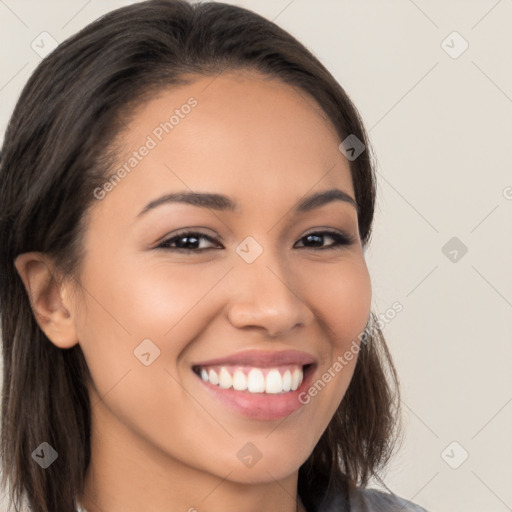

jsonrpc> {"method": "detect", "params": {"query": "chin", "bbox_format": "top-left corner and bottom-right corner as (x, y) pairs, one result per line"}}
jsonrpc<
(215, 450), (311, 484)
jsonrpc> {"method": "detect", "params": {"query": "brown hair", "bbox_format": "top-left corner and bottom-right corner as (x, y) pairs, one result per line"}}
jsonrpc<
(0, 1), (400, 511)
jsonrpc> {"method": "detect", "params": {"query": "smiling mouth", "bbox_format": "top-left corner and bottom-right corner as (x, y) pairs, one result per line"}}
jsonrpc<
(192, 363), (315, 394)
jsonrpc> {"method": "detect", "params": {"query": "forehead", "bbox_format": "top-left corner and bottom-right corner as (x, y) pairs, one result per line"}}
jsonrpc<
(96, 70), (355, 220)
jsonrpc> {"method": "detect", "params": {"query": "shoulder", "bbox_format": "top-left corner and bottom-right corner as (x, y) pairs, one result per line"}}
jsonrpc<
(349, 487), (429, 512)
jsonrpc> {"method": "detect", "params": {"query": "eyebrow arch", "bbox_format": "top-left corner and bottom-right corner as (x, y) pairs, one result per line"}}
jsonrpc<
(137, 188), (357, 217)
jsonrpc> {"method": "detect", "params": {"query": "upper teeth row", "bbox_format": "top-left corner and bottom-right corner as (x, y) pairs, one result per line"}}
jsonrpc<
(199, 366), (304, 394)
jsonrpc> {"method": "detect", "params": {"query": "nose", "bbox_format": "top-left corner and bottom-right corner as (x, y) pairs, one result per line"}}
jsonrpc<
(226, 248), (314, 338)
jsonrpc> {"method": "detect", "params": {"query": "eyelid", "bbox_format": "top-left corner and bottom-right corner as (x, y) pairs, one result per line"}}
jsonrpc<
(300, 227), (355, 242)
(154, 227), (221, 247)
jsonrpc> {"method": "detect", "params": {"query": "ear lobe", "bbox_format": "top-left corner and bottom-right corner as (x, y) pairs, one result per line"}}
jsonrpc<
(14, 252), (79, 349)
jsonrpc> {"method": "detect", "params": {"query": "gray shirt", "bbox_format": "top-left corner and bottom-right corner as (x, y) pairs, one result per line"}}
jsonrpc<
(348, 488), (428, 511)
(76, 488), (428, 512)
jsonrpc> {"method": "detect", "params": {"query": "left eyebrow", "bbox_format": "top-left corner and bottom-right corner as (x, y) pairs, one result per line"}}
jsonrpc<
(295, 188), (358, 213)
(136, 188), (357, 218)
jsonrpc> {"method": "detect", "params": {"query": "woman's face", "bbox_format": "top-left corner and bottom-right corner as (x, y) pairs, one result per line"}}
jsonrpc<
(70, 70), (371, 484)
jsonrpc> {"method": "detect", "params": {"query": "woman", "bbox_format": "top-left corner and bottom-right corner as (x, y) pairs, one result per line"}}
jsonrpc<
(0, 1), (428, 511)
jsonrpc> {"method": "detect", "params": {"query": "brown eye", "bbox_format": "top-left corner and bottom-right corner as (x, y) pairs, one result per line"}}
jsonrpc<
(295, 230), (355, 250)
(157, 232), (221, 252)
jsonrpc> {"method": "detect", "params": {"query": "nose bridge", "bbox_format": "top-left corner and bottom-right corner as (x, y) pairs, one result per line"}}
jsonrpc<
(226, 235), (313, 336)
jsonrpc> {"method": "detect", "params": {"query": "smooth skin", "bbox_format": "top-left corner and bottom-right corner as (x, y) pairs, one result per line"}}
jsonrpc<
(15, 70), (372, 512)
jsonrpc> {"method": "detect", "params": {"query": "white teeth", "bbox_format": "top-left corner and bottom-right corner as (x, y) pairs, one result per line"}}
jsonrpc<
(247, 368), (265, 393)
(218, 367), (232, 388)
(232, 369), (248, 391)
(198, 365), (305, 394)
(291, 368), (302, 391)
(282, 370), (292, 392)
(208, 368), (219, 385)
(265, 369), (283, 394)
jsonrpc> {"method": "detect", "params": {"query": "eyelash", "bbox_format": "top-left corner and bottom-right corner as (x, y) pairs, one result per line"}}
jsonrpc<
(156, 230), (356, 253)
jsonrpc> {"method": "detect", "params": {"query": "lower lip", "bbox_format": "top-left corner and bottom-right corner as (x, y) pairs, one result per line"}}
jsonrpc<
(194, 365), (316, 421)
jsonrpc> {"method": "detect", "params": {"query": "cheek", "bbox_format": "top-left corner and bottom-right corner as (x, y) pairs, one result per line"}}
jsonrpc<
(115, 260), (231, 343)
(75, 254), (231, 370)
(295, 256), (371, 422)
(73, 257), (228, 444)
(303, 256), (372, 347)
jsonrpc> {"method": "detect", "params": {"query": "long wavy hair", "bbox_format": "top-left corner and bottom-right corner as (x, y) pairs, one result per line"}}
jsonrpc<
(0, 1), (400, 511)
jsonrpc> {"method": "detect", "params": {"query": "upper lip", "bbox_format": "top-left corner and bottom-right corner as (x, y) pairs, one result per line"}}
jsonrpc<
(192, 349), (317, 368)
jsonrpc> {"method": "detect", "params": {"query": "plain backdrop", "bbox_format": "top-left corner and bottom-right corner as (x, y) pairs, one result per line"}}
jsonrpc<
(1, 1), (511, 511)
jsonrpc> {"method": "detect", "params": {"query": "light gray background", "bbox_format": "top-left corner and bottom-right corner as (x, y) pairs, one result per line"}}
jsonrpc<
(1, 1), (511, 511)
